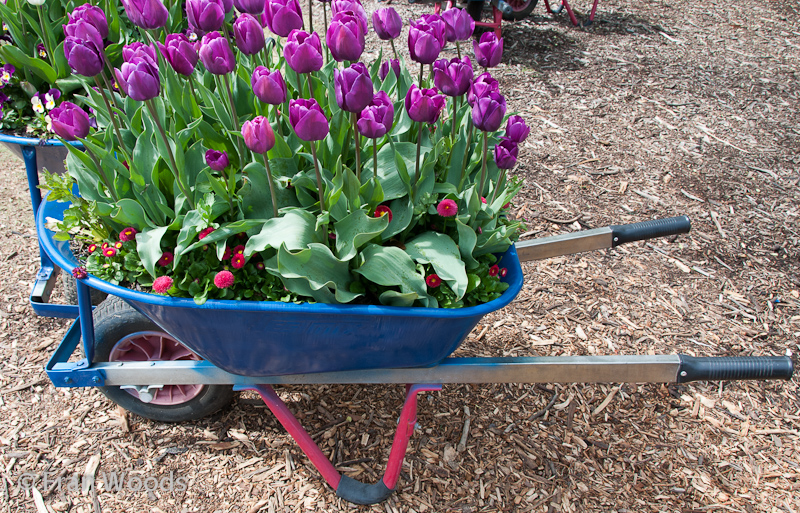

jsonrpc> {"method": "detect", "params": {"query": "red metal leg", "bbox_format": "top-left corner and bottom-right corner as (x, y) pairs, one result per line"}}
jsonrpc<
(543, 0), (554, 14)
(236, 383), (442, 505)
(588, 0), (600, 23)
(560, 0), (580, 25)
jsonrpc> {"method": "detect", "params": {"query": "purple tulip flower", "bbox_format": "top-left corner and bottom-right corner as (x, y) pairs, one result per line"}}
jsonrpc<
(372, 7), (402, 40)
(289, 98), (329, 141)
(433, 56), (473, 97)
(473, 32), (503, 68)
(283, 30), (323, 74)
(49, 102), (91, 140)
(234, 0), (265, 14)
(234, 14), (266, 55)
(242, 116), (276, 154)
(157, 33), (199, 76)
(265, 0), (304, 38)
(334, 62), (374, 113)
(331, 0), (368, 31)
(441, 7), (474, 42)
(186, 0), (227, 33)
(505, 114), (530, 143)
(472, 90), (506, 132)
(67, 4), (108, 39)
(494, 137), (518, 169)
(122, 42), (157, 64)
(467, 72), (499, 106)
(221, 0), (234, 12)
(379, 59), (400, 81)
(251, 66), (287, 104)
(121, 0), (169, 30)
(326, 11), (365, 62)
(62, 18), (103, 48)
(405, 85), (446, 124)
(408, 15), (446, 65)
(63, 34), (104, 77)
(205, 149), (230, 171)
(357, 91), (394, 139)
(115, 56), (161, 101)
(199, 31), (236, 75)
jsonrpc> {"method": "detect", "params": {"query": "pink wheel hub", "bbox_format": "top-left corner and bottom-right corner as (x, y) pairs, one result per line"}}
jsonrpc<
(507, 0), (533, 11)
(109, 331), (204, 405)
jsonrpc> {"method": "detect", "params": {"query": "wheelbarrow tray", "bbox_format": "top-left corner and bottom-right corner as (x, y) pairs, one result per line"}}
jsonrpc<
(39, 198), (524, 376)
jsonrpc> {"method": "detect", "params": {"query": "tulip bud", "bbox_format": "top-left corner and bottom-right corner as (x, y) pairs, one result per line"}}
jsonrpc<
(471, 90), (506, 132)
(233, 13), (267, 55)
(405, 84), (446, 124)
(331, 0), (368, 31)
(121, 0), (169, 30)
(494, 137), (518, 169)
(408, 15), (446, 65)
(372, 7), (402, 40)
(265, 0), (304, 38)
(186, 0), (227, 32)
(251, 66), (287, 105)
(199, 31), (236, 75)
(289, 98), (329, 141)
(157, 33), (198, 76)
(504, 114), (530, 143)
(63, 34), (104, 77)
(205, 149), (230, 171)
(326, 11), (365, 62)
(283, 30), (323, 74)
(379, 59), (401, 81)
(334, 62), (374, 113)
(68, 4), (109, 40)
(242, 116), (276, 154)
(467, 72), (499, 107)
(234, 0), (265, 14)
(115, 56), (161, 102)
(441, 7), (474, 42)
(357, 91), (394, 139)
(433, 56), (473, 97)
(473, 32), (504, 68)
(122, 42), (157, 64)
(49, 102), (91, 140)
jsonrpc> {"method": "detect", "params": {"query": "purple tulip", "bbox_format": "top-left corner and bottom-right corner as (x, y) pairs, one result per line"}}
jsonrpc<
(234, 0), (265, 14)
(199, 32), (236, 75)
(467, 72), (499, 106)
(472, 90), (506, 132)
(289, 98), (329, 141)
(326, 11), (365, 62)
(405, 85), (446, 124)
(504, 114), (530, 143)
(433, 56), (473, 97)
(186, 0), (227, 33)
(233, 14), (266, 55)
(379, 59), (400, 81)
(62, 18), (103, 48)
(221, 0), (234, 12)
(441, 7), (474, 42)
(251, 66), (287, 104)
(242, 116), (276, 154)
(122, 42), (157, 64)
(357, 91), (393, 139)
(264, 0), (303, 37)
(115, 56), (161, 101)
(372, 7), (402, 40)
(283, 30), (323, 74)
(494, 137), (518, 169)
(334, 62), (374, 113)
(408, 15), (446, 65)
(49, 102), (91, 140)
(67, 4), (108, 39)
(473, 32), (503, 68)
(205, 149), (230, 171)
(121, 0), (169, 30)
(331, 0), (368, 31)
(157, 33), (198, 76)
(63, 34), (104, 77)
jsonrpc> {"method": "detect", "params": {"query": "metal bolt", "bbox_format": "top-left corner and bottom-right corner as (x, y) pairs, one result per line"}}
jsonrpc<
(63, 377), (73, 385)
(149, 362), (155, 366)
(680, 371), (687, 377)
(91, 376), (101, 384)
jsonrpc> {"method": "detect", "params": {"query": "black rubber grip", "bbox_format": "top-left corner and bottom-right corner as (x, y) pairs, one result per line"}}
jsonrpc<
(336, 476), (394, 505)
(677, 355), (794, 383)
(610, 216), (691, 247)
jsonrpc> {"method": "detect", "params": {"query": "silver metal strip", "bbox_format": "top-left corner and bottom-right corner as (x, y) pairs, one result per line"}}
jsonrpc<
(515, 227), (613, 262)
(93, 355), (681, 386)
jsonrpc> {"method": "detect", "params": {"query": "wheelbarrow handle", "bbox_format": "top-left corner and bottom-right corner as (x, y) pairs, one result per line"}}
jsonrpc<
(677, 355), (794, 383)
(515, 216), (691, 262)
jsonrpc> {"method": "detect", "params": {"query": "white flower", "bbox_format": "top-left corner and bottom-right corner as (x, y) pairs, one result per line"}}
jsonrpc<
(44, 92), (56, 110)
(27, 0), (46, 5)
(45, 114), (52, 132)
(31, 96), (44, 114)
(1, 71), (10, 84)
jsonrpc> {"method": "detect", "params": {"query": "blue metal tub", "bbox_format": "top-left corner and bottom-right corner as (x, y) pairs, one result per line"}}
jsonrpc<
(38, 197), (524, 376)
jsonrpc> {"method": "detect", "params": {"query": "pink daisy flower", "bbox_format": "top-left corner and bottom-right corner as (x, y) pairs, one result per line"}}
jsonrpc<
(374, 205), (393, 223)
(101, 242), (109, 249)
(157, 251), (174, 267)
(198, 227), (215, 240)
(114, 241), (123, 249)
(426, 274), (442, 288)
(119, 227), (137, 241)
(481, 197), (487, 204)
(499, 267), (508, 278)
(102, 247), (117, 257)
(436, 199), (458, 217)
(87, 244), (97, 253)
(233, 245), (245, 255)
(222, 247), (232, 260)
(231, 254), (245, 269)
(488, 265), (500, 277)
(152, 276), (173, 294)
(255, 262), (265, 271)
(214, 270), (235, 289)
(72, 267), (88, 279)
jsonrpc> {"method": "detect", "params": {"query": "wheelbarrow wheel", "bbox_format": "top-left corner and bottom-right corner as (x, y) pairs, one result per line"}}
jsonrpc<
(59, 272), (108, 306)
(90, 296), (235, 422)
(503, 0), (538, 20)
(466, 0), (484, 21)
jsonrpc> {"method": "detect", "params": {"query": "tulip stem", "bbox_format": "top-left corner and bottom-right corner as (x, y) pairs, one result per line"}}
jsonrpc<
(351, 112), (361, 182)
(101, 65), (123, 111)
(491, 169), (506, 205)
(310, 142), (325, 211)
(274, 105), (283, 138)
(145, 99), (195, 210)
(390, 40), (399, 61)
(85, 144), (119, 202)
(478, 131), (488, 198)
(93, 76), (127, 160)
(36, 6), (54, 70)
(451, 96), (458, 144)
(456, 41), (462, 60)
(322, 5), (329, 63)
(308, 0), (313, 33)
(306, 72), (314, 101)
(262, 153), (279, 217)
(222, 74), (244, 165)
(458, 116), (474, 190)
(373, 138), (378, 188)
(187, 74), (202, 116)
(413, 122), (422, 199)
(419, 62), (424, 87)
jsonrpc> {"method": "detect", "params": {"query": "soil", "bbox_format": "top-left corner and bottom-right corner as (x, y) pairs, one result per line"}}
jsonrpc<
(1, 0), (799, 511)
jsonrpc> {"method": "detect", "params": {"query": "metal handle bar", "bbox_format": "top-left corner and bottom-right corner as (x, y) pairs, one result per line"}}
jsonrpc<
(514, 216), (691, 262)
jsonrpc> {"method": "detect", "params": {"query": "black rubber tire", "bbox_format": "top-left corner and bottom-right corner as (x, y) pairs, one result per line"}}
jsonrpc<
(466, 0), (484, 22)
(90, 296), (235, 422)
(59, 272), (108, 306)
(503, 0), (538, 20)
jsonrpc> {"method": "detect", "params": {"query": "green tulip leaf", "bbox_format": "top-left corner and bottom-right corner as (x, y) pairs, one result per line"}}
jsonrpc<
(334, 208), (389, 261)
(243, 209), (320, 256)
(405, 231), (468, 300)
(137, 226), (170, 278)
(276, 243), (360, 304)
(355, 244), (430, 306)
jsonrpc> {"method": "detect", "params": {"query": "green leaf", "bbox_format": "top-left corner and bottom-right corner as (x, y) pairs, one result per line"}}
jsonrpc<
(368, 142), (419, 200)
(243, 209), (320, 256)
(0, 45), (57, 84)
(182, 219), (267, 254)
(111, 199), (150, 231)
(137, 226), (169, 278)
(405, 231), (468, 300)
(276, 243), (360, 304)
(355, 244), (430, 305)
(378, 290), (419, 307)
(334, 209), (389, 261)
(381, 196), (413, 240)
(173, 210), (205, 269)
(455, 218), (480, 270)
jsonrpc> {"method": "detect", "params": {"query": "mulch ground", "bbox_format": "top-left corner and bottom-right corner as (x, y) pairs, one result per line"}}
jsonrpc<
(1, 0), (798, 511)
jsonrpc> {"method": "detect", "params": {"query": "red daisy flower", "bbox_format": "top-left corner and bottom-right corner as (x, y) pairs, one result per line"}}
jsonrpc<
(488, 265), (500, 277)
(87, 244), (97, 253)
(499, 267), (508, 278)
(374, 205), (393, 223)
(214, 270), (235, 289)
(157, 251), (174, 267)
(426, 274), (442, 288)
(481, 197), (487, 204)
(233, 245), (245, 255)
(436, 199), (458, 217)
(101, 242), (109, 249)
(114, 241), (123, 249)
(102, 247), (117, 257)
(119, 227), (137, 242)
(72, 267), (88, 279)
(255, 262), (265, 271)
(231, 254), (245, 269)
(152, 276), (173, 294)
(198, 227), (215, 240)
(222, 247), (232, 260)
